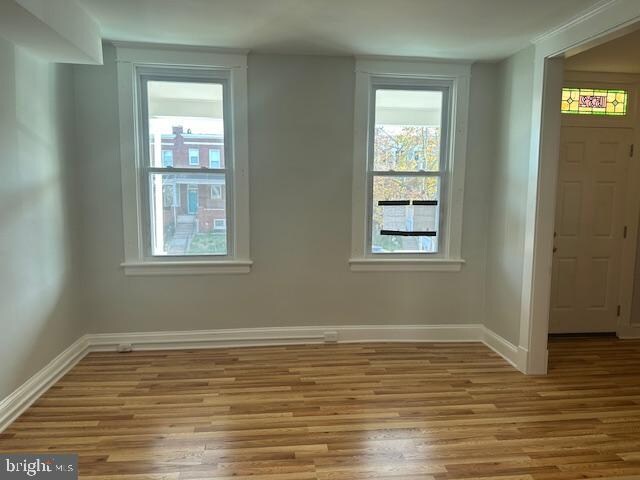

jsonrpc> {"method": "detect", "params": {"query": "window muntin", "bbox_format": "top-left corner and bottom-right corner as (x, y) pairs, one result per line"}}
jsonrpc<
(368, 86), (448, 255)
(141, 76), (231, 257)
(561, 87), (628, 116)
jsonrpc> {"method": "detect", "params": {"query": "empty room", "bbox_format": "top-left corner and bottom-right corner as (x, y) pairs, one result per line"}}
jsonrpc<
(2, 1), (640, 479)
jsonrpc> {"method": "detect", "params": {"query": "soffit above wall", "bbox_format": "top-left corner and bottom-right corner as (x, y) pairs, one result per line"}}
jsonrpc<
(0, 0), (102, 64)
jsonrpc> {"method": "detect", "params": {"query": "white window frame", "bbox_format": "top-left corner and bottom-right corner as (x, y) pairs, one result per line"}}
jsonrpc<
(209, 148), (221, 168)
(213, 219), (227, 230)
(162, 149), (173, 167)
(116, 45), (251, 275)
(188, 147), (200, 166)
(349, 58), (470, 272)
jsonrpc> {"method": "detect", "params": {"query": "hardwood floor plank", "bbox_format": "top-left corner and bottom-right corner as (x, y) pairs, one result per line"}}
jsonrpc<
(1, 338), (640, 479)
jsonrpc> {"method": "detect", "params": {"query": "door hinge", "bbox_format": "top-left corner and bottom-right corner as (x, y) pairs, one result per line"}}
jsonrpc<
(631, 144), (634, 157)
(624, 225), (628, 239)
(617, 305), (621, 317)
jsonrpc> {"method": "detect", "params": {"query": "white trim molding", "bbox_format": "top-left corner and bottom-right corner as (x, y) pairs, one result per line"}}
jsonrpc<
(617, 325), (640, 339)
(349, 57), (470, 271)
(531, 0), (620, 45)
(115, 44), (251, 276)
(121, 260), (252, 276)
(349, 257), (465, 272)
(482, 328), (521, 369)
(89, 324), (487, 350)
(0, 324), (522, 432)
(0, 336), (90, 433)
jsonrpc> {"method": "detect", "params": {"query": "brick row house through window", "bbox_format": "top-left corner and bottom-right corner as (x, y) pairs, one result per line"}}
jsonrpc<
(150, 125), (226, 254)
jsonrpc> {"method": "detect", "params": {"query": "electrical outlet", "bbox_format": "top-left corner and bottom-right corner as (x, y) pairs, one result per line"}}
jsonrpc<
(323, 331), (338, 343)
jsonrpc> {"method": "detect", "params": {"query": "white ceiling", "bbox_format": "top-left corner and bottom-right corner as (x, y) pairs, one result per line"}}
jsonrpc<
(78, 0), (604, 61)
(565, 28), (640, 74)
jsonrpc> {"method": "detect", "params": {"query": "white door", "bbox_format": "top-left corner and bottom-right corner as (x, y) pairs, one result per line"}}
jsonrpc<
(549, 127), (633, 333)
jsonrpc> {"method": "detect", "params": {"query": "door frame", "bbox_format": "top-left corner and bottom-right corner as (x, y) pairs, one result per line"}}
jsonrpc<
(519, 1), (640, 374)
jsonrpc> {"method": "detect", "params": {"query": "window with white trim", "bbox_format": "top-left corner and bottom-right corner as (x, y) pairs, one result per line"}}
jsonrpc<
(209, 149), (221, 168)
(162, 149), (173, 167)
(210, 184), (223, 200)
(188, 147), (200, 166)
(116, 47), (251, 275)
(350, 59), (470, 272)
(370, 87), (446, 254)
(144, 78), (227, 256)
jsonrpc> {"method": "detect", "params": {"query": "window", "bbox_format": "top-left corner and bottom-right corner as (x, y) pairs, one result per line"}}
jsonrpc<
(371, 89), (444, 254)
(145, 81), (226, 257)
(209, 149), (221, 168)
(116, 47), (251, 275)
(349, 59), (469, 271)
(188, 148), (200, 166)
(561, 87), (628, 116)
(162, 149), (173, 167)
(211, 184), (223, 200)
(162, 184), (179, 207)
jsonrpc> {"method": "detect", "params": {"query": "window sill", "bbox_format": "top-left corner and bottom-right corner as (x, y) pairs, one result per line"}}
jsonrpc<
(349, 257), (465, 272)
(121, 259), (253, 276)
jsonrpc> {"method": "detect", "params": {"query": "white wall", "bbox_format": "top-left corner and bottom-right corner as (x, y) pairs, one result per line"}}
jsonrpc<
(484, 46), (535, 344)
(73, 46), (500, 334)
(0, 37), (81, 399)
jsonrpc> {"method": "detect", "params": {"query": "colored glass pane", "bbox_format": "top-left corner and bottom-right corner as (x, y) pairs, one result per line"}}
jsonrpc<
(561, 88), (627, 116)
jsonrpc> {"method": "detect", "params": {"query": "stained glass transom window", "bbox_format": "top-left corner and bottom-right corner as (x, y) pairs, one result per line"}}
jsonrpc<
(561, 88), (628, 116)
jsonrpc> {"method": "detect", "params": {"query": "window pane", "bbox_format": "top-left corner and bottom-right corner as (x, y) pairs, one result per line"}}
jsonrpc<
(147, 81), (224, 169)
(371, 175), (439, 253)
(149, 173), (227, 256)
(209, 149), (222, 168)
(373, 89), (442, 172)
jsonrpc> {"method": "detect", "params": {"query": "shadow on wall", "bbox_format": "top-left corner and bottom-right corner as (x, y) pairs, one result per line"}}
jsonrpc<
(0, 41), (82, 399)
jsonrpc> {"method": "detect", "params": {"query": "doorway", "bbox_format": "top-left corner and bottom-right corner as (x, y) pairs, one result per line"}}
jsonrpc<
(547, 34), (640, 338)
(187, 186), (198, 214)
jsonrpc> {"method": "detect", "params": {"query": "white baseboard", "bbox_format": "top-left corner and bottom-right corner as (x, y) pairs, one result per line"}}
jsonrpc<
(481, 327), (520, 369)
(617, 324), (640, 339)
(0, 335), (90, 433)
(89, 326), (328, 351)
(0, 323), (524, 433)
(89, 324), (487, 351)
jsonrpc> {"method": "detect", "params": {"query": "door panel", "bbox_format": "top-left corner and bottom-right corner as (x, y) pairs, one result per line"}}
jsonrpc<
(549, 127), (632, 333)
(553, 257), (578, 308)
(558, 181), (582, 236)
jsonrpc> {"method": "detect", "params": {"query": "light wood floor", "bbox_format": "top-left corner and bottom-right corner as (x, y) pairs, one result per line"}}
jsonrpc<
(2, 337), (640, 479)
